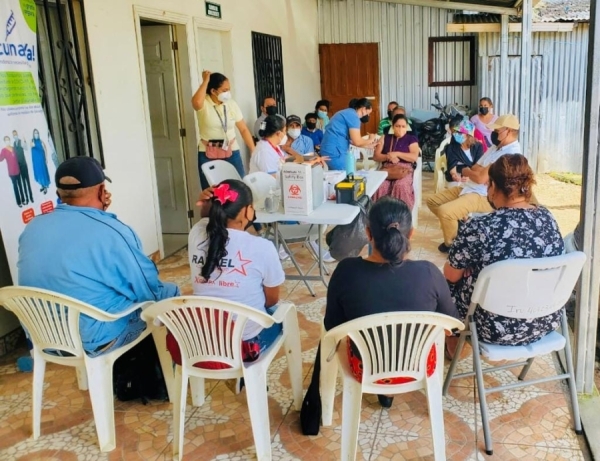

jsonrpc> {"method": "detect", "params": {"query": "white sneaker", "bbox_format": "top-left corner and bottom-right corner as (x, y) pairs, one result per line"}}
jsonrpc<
(278, 244), (289, 261)
(309, 240), (336, 263)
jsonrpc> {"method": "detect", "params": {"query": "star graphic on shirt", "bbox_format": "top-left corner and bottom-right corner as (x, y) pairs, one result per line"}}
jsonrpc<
(229, 251), (252, 276)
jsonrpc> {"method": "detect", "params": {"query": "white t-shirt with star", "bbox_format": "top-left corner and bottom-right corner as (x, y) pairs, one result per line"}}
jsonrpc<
(188, 218), (286, 340)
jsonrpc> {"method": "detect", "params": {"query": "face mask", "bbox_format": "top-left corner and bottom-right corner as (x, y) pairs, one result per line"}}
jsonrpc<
(491, 131), (502, 147)
(217, 91), (231, 102)
(288, 128), (301, 139)
(13, 135), (17, 140)
(279, 134), (288, 146)
(306, 121), (317, 130)
(317, 110), (327, 119)
(266, 106), (277, 116)
(453, 133), (466, 144)
(4, 140), (10, 146)
(387, 110), (394, 120)
(479, 106), (489, 116)
(34, 133), (39, 139)
(244, 208), (257, 230)
(360, 114), (370, 124)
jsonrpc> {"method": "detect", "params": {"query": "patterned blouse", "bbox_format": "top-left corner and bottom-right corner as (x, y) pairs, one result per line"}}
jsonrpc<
(448, 206), (565, 345)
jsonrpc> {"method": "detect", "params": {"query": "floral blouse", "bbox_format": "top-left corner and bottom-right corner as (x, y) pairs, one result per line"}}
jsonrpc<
(448, 206), (565, 345)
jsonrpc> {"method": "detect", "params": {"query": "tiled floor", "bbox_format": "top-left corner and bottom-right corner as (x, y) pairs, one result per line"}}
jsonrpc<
(0, 173), (593, 460)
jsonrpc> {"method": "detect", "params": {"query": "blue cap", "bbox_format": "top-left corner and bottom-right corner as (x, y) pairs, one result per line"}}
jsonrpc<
(55, 156), (111, 190)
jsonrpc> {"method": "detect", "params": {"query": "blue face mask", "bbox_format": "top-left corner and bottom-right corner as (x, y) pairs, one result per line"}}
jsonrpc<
(317, 110), (328, 119)
(453, 133), (466, 144)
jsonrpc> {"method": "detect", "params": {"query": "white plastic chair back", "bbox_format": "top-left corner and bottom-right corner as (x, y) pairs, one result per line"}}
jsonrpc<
(243, 171), (277, 209)
(142, 296), (275, 376)
(324, 312), (463, 394)
(202, 160), (242, 186)
(412, 156), (422, 227)
(470, 252), (586, 319)
(434, 153), (447, 194)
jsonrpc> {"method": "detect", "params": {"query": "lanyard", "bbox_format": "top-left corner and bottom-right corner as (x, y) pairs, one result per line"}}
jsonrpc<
(213, 104), (228, 135)
(267, 140), (285, 159)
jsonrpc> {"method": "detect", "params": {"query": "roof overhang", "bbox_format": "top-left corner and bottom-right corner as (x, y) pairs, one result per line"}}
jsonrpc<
(370, 0), (519, 15)
(447, 22), (577, 33)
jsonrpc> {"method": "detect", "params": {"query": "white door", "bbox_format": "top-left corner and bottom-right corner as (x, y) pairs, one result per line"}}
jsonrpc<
(142, 25), (188, 234)
(197, 28), (225, 73)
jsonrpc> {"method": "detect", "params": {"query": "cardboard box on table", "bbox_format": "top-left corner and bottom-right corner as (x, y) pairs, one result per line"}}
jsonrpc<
(281, 163), (325, 215)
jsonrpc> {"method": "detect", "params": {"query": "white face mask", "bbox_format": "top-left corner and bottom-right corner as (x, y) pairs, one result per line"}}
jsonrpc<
(4, 140), (10, 147)
(288, 128), (301, 139)
(279, 134), (288, 146)
(217, 91), (231, 102)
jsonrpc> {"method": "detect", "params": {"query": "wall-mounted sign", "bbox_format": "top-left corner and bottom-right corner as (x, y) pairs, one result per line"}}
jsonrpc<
(205, 2), (222, 20)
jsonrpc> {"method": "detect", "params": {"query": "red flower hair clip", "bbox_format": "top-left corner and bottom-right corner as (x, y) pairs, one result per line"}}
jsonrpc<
(213, 183), (239, 205)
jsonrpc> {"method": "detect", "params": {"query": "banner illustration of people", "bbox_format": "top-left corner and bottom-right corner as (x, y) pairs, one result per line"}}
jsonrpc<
(0, 0), (58, 280)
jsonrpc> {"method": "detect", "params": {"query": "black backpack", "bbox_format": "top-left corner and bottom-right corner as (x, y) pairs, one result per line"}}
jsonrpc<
(113, 335), (168, 404)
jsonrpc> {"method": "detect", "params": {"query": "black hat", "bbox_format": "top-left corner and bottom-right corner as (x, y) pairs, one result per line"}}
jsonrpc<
(286, 115), (302, 126)
(55, 156), (111, 190)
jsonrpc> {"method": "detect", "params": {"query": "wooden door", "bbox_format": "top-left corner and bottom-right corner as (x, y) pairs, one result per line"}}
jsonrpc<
(319, 43), (380, 135)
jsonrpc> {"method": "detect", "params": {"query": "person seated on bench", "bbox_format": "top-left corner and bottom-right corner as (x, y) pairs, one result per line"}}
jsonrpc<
(443, 118), (484, 184)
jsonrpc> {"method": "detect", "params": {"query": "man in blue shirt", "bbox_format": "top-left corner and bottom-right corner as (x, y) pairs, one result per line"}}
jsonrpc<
(18, 156), (179, 356)
(320, 98), (377, 171)
(285, 115), (314, 156)
(301, 113), (324, 152)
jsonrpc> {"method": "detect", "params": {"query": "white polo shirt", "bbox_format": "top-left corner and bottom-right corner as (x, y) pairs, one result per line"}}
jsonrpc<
(196, 97), (244, 152)
(460, 140), (521, 197)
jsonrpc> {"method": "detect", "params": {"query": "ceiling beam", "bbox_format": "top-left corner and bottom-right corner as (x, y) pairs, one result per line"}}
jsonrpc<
(370, 0), (519, 16)
(447, 22), (576, 33)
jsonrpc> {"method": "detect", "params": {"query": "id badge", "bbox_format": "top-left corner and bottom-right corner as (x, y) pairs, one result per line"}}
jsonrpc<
(222, 137), (229, 150)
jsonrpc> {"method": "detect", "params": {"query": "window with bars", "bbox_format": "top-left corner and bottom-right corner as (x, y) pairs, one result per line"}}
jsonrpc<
(251, 32), (286, 117)
(36, 0), (103, 165)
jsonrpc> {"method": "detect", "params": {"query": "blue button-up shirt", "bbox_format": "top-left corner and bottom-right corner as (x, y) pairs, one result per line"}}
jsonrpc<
(18, 204), (179, 351)
(291, 134), (315, 155)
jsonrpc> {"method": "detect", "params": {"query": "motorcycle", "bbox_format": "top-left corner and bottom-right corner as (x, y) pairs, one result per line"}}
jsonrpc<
(412, 93), (469, 171)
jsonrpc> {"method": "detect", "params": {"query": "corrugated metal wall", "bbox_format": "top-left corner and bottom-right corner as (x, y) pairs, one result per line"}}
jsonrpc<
(318, 0), (479, 115)
(318, 0), (589, 173)
(479, 27), (588, 173)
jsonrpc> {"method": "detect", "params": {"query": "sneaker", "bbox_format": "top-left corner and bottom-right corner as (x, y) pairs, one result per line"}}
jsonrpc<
(309, 241), (336, 263)
(278, 244), (289, 261)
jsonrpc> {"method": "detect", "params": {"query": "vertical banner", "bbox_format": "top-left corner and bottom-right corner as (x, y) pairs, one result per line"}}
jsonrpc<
(0, 0), (58, 281)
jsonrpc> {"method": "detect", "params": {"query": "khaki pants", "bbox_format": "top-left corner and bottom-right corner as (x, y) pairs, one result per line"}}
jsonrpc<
(426, 187), (493, 245)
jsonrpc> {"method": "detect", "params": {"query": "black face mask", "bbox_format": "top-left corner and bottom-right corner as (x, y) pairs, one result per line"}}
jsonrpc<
(266, 106), (277, 116)
(306, 121), (317, 130)
(479, 106), (489, 116)
(244, 208), (257, 230)
(490, 131), (501, 147)
(387, 110), (394, 120)
(360, 114), (370, 124)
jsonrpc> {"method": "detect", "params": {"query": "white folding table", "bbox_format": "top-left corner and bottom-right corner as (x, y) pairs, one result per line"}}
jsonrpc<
(256, 170), (387, 295)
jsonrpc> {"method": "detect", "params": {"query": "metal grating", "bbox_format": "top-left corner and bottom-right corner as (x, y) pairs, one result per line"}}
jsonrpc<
(36, 0), (103, 165)
(251, 32), (287, 118)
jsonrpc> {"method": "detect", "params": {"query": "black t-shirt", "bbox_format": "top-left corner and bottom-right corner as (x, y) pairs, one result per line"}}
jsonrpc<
(324, 257), (459, 331)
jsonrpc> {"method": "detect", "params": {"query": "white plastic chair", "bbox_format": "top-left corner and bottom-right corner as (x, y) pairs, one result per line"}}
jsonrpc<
(443, 252), (586, 455)
(321, 312), (464, 461)
(0, 286), (174, 452)
(141, 296), (303, 461)
(434, 136), (451, 194)
(202, 159), (242, 186)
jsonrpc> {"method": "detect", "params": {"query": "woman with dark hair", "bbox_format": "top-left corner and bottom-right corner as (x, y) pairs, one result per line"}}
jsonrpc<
(192, 70), (255, 189)
(470, 97), (498, 148)
(324, 197), (458, 407)
(320, 97), (377, 171)
(315, 99), (330, 131)
(444, 154), (563, 350)
(187, 179), (286, 356)
(371, 114), (419, 209)
(443, 118), (484, 184)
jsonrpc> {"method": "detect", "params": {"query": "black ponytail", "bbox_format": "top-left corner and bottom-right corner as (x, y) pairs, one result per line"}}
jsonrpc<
(368, 197), (412, 265)
(201, 180), (253, 281)
(258, 115), (285, 138)
(206, 73), (228, 97)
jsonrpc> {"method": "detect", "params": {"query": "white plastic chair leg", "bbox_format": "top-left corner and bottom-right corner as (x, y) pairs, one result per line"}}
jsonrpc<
(76, 366), (88, 390)
(31, 350), (46, 439)
(152, 327), (175, 403)
(320, 336), (339, 426)
(172, 366), (188, 461)
(86, 358), (117, 452)
(243, 367), (272, 461)
(282, 306), (303, 411)
(425, 375), (447, 461)
(190, 377), (206, 407)
(340, 375), (363, 461)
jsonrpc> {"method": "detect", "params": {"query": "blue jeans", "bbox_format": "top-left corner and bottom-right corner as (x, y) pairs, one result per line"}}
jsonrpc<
(250, 306), (283, 354)
(86, 310), (147, 358)
(198, 150), (245, 190)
